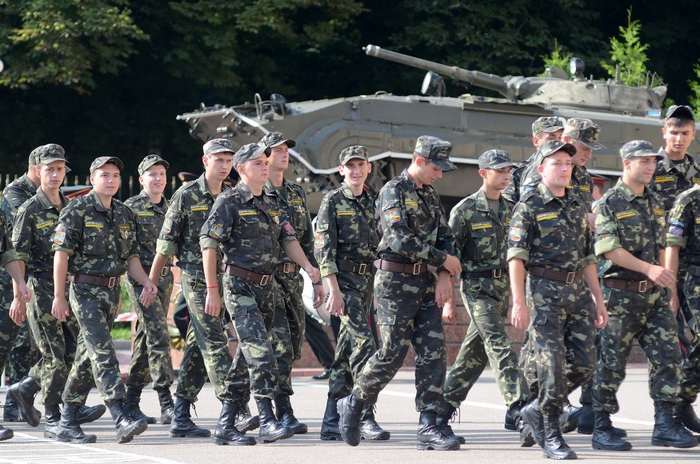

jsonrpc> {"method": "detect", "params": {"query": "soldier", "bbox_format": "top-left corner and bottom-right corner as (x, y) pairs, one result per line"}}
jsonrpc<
(337, 135), (462, 451)
(0, 149), (41, 422)
(52, 156), (157, 443)
(592, 140), (697, 450)
(508, 140), (608, 460)
(260, 132), (324, 434)
(8, 144), (105, 441)
(315, 145), (388, 442)
(200, 143), (321, 445)
(439, 150), (528, 435)
(503, 116), (565, 204)
(149, 139), (240, 438)
(123, 155), (175, 425)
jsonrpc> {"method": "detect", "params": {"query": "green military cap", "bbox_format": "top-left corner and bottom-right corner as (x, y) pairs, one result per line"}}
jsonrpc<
(233, 143), (270, 169)
(138, 154), (170, 175)
(339, 145), (369, 165)
(478, 149), (516, 169)
(259, 131), (296, 149)
(90, 156), (124, 173)
(619, 140), (663, 160)
(666, 104), (695, 121)
(538, 140), (576, 161)
(203, 138), (235, 156)
(32, 144), (68, 164)
(563, 118), (605, 150)
(414, 135), (457, 172)
(531, 116), (565, 136)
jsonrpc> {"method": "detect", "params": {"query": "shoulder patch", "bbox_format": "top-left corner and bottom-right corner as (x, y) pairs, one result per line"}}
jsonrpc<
(162, 218), (173, 233)
(315, 233), (327, 249)
(385, 207), (402, 224)
(316, 223), (329, 232)
(209, 224), (223, 239)
(509, 227), (523, 242)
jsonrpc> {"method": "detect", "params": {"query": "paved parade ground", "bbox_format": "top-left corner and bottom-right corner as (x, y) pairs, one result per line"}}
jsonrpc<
(1, 366), (699, 464)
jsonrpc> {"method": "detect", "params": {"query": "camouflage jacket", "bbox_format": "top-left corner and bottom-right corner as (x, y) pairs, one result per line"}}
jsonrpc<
(200, 181), (297, 275)
(649, 150), (700, 213)
(594, 179), (666, 280)
(502, 152), (536, 204)
(314, 183), (378, 277)
(124, 189), (170, 269)
(450, 188), (511, 274)
(264, 178), (317, 267)
(156, 174), (228, 266)
(52, 190), (139, 277)
(12, 188), (68, 274)
(0, 174), (38, 231)
(507, 183), (595, 271)
(666, 185), (700, 266)
(521, 163), (593, 209)
(0, 214), (17, 267)
(375, 169), (457, 267)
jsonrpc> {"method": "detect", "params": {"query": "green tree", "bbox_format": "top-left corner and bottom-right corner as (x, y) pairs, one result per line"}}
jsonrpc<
(539, 40), (573, 78)
(688, 62), (700, 119)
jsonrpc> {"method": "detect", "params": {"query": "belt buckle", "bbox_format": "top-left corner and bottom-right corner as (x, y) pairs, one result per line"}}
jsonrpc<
(565, 271), (575, 284)
(638, 280), (648, 292)
(412, 263), (421, 275)
(492, 269), (503, 278)
(260, 274), (271, 286)
(358, 263), (368, 275)
(283, 263), (293, 273)
(107, 276), (117, 288)
(161, 267), (170, 277)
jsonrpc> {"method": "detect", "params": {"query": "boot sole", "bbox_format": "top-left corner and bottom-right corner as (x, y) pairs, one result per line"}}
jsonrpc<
(214, 437), (256, 446)
(651, 437), (698, 448)
(56, 434), (97, 444)
(170, 430), (212, 438)
(417, 441), (460, 451)
(118, 421), (148, 444)
(543, 450), (577, 459)
(7, 389), (40, 427)
(592, 440), (632, 451)
(320, 432), (342, 441)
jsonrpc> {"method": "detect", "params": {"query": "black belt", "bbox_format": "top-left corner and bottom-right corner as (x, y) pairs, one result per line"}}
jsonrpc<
(178, 262), (203, 271)
(529, 266), (584, 284)
(32, 271), (54, 280)
(462, 268), (506, 279)
(602, 278), (655, 293)
(225, 265), (273, 286)
(337, 261), (373, 275)
(71, 273), (118, 288)
(276, 262), (299, 274)
(373, 259), (428, 275)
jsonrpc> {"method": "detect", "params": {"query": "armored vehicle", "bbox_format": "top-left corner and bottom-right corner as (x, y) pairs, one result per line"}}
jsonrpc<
(177, 45), (670, 211)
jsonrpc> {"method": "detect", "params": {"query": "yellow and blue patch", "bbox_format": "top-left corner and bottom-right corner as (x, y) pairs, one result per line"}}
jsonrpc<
(209, 223), (224, 239)
(385, 208), (402, 224)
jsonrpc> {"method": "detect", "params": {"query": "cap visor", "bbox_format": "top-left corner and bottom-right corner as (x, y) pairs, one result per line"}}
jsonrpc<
(432, 159), (458, 172)
(488, 161), (517, 169)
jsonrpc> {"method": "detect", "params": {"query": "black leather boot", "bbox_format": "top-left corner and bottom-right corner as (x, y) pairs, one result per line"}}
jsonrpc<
(56, 403), (97, 443)
(337, 393), (366, 446)
(0, 425), (12, 441)
(2, 399), (21, 422)
(577, 403), (594, 434)
(7, 377), (41, 427)
(155, 387), (175, 425)
(559, 401), (581, 434)
(520, 399), (544, 448)
(436, 402), (465, 444)
(169, 397), (211, 438)
(107, 400), (148, 444)
(234, 403), (259, 432)
(320, 397), (341, 441)
(213, 401), (256, 446)
(75, 403), (107, 425)
(256, 397), (293, 443)
(274, 394), (307, 434)
(360, 404), (390, 440)
(652, 401), (698, 448)
(506, 400), (525, 431)
(674, 400), (700, 433)
(543, 411), (577, 459)
(44, 404), (62, 439)
(591, 410), (631, 451)
(416, 411), (460, 451)
(124, 387), (156, 424)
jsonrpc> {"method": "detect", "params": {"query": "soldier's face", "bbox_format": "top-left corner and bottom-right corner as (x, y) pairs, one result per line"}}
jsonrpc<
(203, 152), (233, 182)
(90, 163), (121, 197)
(567, 138), (593, 167)
(268, 143), (289, 171)
(539, 152), (572, 190)
(481, 167), (511, 191)
(239, 154), (269, 186)
(339, 158), (371, 189)
(662, 122), (695, 158)
(140, 164), (167, 196)
(36, 161), (66, 191)
(533, 130), (563, 148)
(624, 156), (657, 186)
(415, 157), (443, 186)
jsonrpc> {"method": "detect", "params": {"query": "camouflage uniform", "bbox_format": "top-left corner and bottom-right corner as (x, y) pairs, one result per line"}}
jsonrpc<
(53, 189), (139, 404)
(593, 179), (678, 413)
(124, 189), (174, 391)
(315, 182), (378, 400)
(507, 181), (596, 414)
(443, 186), (527, 410)
(352, 168), (458, 412)
(156, 174), (230, 402)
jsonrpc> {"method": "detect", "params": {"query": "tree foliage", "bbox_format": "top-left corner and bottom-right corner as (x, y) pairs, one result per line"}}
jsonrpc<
(539, 40), (573, 78)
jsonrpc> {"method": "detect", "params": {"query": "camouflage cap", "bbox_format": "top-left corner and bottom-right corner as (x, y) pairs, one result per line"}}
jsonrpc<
(90, 156), (124, 173)
(665, 104), (695, 121)
(478, 149), (516, 169)
(563, 118), (605, 150)
(233, 143), (270, 170)
(532, 116), (565, 136)
(259, 131), (296, 149)
(538, 140), (577, 161)
(339, 145), (369, 165)
(203, 138), (235, 156)
(138, 154), (170, 175)
(414, 135), (457, 172)
(31, 144), (68, 165)
(619, 140), (663, 160)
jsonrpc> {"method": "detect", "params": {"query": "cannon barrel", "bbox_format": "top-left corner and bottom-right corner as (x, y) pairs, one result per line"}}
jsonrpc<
(363, 44), (521, 98)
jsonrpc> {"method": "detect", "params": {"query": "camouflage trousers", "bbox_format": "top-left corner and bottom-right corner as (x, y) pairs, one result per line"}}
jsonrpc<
(593, 286), (680, 413)
(0, 271), (35, 386)
(125, 273), (175, 390)
(528, 275), (595, 414)
(328, 271), (376, 400)
(354, 270), (446, 412)
(443, 276), (526, 409)
(271, 271), (304, 396)
(680, 272), (700, 401)
(222, 275), (279, 401)
(64, 282), (125, 404)
(174, 269), (230, 403)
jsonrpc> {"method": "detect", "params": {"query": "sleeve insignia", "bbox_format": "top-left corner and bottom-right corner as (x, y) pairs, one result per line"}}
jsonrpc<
(162, 218), (173, 233)
(509, 227), (523, 242)
(283, 221), (296, 235)
(669, 226), (684, 236)
(315, 233), (327, 249)
(209, 224), (223, 239)
(54, 230), (66, 245)
(385, 207), (402, 224)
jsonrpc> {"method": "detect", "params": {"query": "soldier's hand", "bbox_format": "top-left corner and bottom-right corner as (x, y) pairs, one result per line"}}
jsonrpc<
(442, 254), (462, 277)
(442, 300), (457, 324)
(670, 293), (680, 316)
(139, 282), (158, 307)
(435, 273), (453, 307)
(205, 287), (222, 317)
(594, 300), (608, 329)
(17, 282), (32, 303)
(327, 288), (345, 317)
(9, 299), (26, 326)
(646, 265), (675, 288)
(52, 296), (70, 323)
(510, 301), (530, 331)
(305, 266), (321, 284)
(313, 283), (325, 309)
